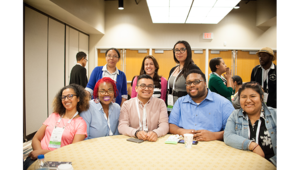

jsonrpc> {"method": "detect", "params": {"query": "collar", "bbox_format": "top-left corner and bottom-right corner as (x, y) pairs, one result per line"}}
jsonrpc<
(211, 72), (227, 82)
(103, 64), (119, 75)
(76, 63), (82, 66)
(137, 96), (152, 106)
(183, 88), (213, 105)
(93, 99), (113, 111)
(259, 62), (275, 70)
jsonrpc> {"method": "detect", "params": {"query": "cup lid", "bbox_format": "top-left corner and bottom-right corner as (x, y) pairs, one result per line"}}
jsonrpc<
(57, 164), (73, 170)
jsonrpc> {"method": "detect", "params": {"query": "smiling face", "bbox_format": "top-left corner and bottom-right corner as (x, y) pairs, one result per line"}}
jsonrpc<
(62, 88), (79, 112)
(98, 82), (114, 106)
(144, 58), (156, 76)
(186, 73), (207, 99)
(106, 50), (120, 68)
(174, 43), (187, 63)
(135, 78), (154, 100)
(240, 88), (262, 116)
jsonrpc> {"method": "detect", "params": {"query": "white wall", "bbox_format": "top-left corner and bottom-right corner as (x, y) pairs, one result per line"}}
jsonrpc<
(25, 7), (48, 136)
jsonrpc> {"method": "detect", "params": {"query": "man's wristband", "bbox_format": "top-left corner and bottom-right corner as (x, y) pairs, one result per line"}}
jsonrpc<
(135, 130), (140, 138)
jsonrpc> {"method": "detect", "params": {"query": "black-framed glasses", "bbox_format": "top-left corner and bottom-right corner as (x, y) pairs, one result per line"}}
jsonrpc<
(173, 48), (186, 54)
(185, 80), (203, 86)
(61, 94), (77, 100)
(98, 90), (114, 95)
(137, 84), (155, 90)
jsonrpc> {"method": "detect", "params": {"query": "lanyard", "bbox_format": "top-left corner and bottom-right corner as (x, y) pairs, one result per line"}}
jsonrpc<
(135, 98), (148, 132)
(261, 69), (269, 90)
(167, 66), (182, 92)
(247, 115), (261, 143)
(55, 111), (78, 129)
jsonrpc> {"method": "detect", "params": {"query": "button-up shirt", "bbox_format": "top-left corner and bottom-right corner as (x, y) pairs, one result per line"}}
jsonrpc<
(169, 89), (234, 132)
(80, 100), (121, 139)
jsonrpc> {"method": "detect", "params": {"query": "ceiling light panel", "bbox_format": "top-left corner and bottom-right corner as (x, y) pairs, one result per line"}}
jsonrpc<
(146, 0), (169, 7)
(193, 0), (217, 7)
(207, 7), (232, 17)
(214, 0), (241, 7)
(188, 7), (212, 17)
(147, 0), (239, 24)
(170, 0), (193, 7)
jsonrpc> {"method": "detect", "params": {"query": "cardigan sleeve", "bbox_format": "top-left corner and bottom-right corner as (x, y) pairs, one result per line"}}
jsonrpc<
(120, 72), (128, 99)
(131, 76), (138, 98)
(86, 67), (102, 95)
(160, 77), (167, 102)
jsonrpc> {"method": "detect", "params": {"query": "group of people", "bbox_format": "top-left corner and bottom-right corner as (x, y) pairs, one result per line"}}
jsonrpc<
(24, 41), (277, 169)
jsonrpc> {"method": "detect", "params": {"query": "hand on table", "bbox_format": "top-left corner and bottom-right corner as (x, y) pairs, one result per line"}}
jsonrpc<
(136, 130), (148, 141)
(147, 131), (158, 142)
(28, 150), (44, 160)
(193, 130), (216, 141)
(137, 131), (158, 142)
(180, 129), (196, 136)
(250, 142), (265, 158)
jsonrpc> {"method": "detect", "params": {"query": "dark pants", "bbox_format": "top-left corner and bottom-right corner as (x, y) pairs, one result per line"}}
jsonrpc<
(23, 156), (36, 170)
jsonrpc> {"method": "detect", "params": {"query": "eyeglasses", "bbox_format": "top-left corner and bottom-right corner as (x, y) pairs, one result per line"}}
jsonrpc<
(137, 84), (155, 90)
(98, 90), (114, 95)
(185, 79), (203, 86)
(85, 58), (88, 62)
(61, 94), (77, 100)
(173, 48), (186, 54)
(106, 55), (119, 59)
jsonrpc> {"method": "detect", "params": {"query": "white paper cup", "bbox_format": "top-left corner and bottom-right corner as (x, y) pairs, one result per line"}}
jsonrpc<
(184, 134), (194, 148)
(57, 164), (73, 170)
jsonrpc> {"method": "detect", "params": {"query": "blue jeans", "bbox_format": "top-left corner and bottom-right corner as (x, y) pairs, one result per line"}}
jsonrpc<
(23, 156), (36, 170)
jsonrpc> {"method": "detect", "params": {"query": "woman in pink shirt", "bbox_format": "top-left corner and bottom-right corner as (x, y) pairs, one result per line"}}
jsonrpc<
(24, 84), (89, 170)
(131, 55), (167, 102)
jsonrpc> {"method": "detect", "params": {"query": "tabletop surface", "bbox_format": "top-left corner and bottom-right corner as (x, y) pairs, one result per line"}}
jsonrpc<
(28, 134), (276, 170)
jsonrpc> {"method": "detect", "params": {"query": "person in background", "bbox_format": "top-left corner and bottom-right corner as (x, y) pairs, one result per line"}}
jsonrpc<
(127, 76), (136, 100)
(169, 69), (234, 141)
(118, 74), (169, 142)
(208, 57), (234, 101)
(23, 84), (89, 170)
(85, 48), (127, 106)
(232, 75), (243, 109)
(224, 82), (276, 166)
(167, 40), (201, 112)
(251, 47), (277, 108)
(69, 51), (88, 88)
(81, 77), (120, 139)
(131, 55), (167, 102)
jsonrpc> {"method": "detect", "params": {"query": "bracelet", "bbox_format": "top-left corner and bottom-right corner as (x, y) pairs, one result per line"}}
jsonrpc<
(252, 144), (259, 151)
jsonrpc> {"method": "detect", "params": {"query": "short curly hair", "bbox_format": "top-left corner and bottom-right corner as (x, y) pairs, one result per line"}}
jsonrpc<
(52, 84), (90, 116)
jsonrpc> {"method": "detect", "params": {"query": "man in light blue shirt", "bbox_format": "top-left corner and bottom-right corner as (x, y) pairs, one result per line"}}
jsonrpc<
(169, 69), (234, 141)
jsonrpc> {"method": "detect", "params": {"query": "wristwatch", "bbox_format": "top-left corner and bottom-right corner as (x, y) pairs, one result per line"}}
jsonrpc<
(135, 130), (140, 138)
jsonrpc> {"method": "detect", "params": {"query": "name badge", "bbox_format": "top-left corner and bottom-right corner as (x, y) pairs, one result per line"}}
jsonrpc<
(167, 94), (174, 111)
(48, 127), (65, 149)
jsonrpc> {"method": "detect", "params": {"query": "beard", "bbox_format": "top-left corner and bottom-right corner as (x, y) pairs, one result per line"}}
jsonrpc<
(188, 88), (206, 99)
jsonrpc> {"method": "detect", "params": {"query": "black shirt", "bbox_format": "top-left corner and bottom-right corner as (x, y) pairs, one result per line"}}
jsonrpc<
(247, 110), (274, 161)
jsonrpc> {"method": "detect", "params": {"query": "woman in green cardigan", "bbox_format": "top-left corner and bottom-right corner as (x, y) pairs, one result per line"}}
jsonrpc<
(208, 57), (234, 101)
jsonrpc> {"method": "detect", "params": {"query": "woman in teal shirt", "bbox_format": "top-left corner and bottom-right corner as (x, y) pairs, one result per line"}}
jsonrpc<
(208, 57), (234, 101)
